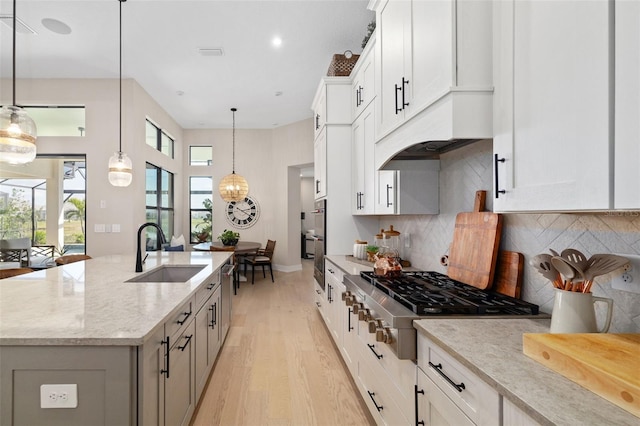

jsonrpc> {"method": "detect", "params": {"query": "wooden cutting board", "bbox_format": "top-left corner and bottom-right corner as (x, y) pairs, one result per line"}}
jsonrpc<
(447, 191), (503, 290)
(493, 251), (524, 298)
(523, 333), (640, 418)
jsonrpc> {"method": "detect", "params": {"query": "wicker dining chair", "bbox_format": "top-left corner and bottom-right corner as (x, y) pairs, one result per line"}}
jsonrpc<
(0, 268), (34, 279)
(55, 254), (92, 265)
(243, 240), (276, 284)
(209, 246), (239, 294)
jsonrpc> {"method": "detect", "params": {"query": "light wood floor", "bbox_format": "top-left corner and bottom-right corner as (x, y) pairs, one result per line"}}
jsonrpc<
(191, 259), (376, 426)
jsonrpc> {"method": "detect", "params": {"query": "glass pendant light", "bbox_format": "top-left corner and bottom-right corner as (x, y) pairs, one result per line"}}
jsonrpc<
(108, 0), (133, 187)
(0, 0), (37, 165)
(218, 108), (249, 202)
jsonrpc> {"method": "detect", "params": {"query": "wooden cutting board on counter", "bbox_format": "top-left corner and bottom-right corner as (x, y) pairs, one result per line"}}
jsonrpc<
(523, 333), (640, 418)
(447, 190), (503, 290)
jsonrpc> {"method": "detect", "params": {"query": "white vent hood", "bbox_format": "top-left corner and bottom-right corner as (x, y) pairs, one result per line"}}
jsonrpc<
(375, 89), (493, 170)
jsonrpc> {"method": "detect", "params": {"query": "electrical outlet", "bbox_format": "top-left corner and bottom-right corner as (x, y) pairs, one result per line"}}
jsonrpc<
(612, 254), (640, 294)
(40, 384), (78, 409)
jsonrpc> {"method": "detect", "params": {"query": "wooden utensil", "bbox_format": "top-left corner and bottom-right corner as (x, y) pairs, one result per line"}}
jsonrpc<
(531, 254), (562, 288)
(447, 190), (503, 290)
(493, 251), (524, 298)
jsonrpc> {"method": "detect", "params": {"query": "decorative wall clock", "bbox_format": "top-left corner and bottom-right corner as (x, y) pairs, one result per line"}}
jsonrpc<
(225, 195), (260, 229)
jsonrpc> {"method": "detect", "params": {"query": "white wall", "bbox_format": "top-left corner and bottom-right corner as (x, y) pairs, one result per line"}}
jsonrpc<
(1, 78), (183, 259)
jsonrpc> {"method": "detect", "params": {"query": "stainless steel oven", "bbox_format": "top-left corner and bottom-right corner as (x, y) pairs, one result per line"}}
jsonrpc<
(312, 199), (326, 289)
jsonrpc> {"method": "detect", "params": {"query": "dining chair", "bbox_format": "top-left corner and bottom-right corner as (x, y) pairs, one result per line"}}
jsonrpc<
(209, 246), (239, 294)
(55, 254), (92, 266)
(243, 240), (276, 284)
(0, 268), (34, 279)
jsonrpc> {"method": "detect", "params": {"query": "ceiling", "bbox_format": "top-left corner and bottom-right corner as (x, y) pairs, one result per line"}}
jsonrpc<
(0, 0), (374, 129)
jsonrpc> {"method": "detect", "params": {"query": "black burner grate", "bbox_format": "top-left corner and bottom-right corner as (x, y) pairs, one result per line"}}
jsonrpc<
(359, 271), (539, 316)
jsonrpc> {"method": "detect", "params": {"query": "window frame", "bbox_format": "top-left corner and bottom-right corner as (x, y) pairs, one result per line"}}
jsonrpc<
(145, 162), (174, 249)
(145, 119), (175, 159)
(189, 176), (213, 244)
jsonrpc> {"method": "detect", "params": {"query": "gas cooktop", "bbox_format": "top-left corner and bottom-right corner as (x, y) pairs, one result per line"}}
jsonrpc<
(360, 271), (539, 316)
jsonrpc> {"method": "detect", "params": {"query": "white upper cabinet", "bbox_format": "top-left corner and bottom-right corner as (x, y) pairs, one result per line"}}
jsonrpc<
(375, 160), (439, 215)
(352, 38), (376, 120)
(314, 127), (327, 200)
(352, 104), (376, 214)
(493, 0), (612, 211)
(372, 0), (493, 170)
(614, 0), (640, 209)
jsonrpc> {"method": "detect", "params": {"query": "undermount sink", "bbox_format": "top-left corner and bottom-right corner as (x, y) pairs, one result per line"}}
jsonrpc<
(126, 265), (206, 283)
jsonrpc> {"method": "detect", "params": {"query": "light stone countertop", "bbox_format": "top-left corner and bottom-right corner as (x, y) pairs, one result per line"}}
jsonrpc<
(325, 255), (373, 275)
(0, 252), (231, 346)
(414, 318), (639, 426)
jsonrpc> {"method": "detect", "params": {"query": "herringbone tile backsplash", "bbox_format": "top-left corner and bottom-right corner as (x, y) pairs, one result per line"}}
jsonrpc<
(385, 139), (640, 333)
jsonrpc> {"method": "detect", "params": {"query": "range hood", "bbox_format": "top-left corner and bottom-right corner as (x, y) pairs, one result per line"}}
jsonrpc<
(375, 89), (493, 170)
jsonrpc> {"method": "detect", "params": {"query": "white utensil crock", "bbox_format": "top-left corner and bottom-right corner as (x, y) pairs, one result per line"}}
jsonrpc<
(353, 243), (367, 260)
(550, 288), (613, 333)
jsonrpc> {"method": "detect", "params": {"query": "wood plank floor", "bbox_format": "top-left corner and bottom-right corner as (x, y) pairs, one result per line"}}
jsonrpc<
(191, 259), (375, 426)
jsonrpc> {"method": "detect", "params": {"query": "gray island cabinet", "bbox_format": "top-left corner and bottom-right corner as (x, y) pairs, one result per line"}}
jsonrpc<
(0, 252), (232, 426)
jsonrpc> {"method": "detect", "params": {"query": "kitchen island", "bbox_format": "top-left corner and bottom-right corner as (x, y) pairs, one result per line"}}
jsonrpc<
(414, 318), (639, 426)
(0, 251), (232, 426)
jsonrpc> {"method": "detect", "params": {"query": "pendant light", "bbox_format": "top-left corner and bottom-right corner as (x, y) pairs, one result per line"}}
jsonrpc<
(108, 0), (133, 187)
(218, 108), (249, 202)
(0, 0), (37, 165)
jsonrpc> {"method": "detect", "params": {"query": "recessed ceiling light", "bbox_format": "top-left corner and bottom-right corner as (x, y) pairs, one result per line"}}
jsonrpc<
(275, 91), (283, 97)
(198, 47), (224, 56)
(272, 36), (282, 47)
(42, 18), (71, 35)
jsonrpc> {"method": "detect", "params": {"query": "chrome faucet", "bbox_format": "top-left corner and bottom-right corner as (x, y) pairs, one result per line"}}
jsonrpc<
(136, 222), (167, 272)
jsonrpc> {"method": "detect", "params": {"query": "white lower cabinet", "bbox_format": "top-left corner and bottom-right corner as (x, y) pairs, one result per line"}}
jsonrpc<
(503, 398), (541, 426)
(416, 335), (500, 426)
(195, 284), (221, 401)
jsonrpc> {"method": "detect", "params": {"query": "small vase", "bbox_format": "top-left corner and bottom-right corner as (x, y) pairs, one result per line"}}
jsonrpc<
(222, 239), (238, 246)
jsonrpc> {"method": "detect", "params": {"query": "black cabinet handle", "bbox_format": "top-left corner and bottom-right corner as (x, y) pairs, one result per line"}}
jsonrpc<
(415, 385), (425, 426)
(315, 113), (320, 130)
(395, 84), (402, 114)
(429, 362), (466, 392)
(160, 336), (170, 378)
(367, 343), (383, 359)
(315, 179), (320, 194)
(494, 153), (506, 198)
(367, 391), (383, 412)
(178, 334), (193, 351)
(206, 282), (215, 290)
(402, 77), (410, 109)
(386, 184), (393, 208)
(209, 303), (217, 328)
(348, 308), (354, 332)
(177, 310), (192, 325)
(327, 284), (333, 303)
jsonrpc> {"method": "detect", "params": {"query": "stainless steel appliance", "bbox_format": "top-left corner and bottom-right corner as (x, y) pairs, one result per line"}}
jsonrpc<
(343, 270), (541, 360)
(312, 199), (326, 289)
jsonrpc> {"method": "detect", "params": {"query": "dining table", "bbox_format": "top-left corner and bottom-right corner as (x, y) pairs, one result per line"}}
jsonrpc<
(192, 241), (262, 284)
(192, 241), (261, 254)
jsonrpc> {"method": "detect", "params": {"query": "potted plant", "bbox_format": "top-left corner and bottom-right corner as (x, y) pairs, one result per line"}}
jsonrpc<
(218, 229), (240, 246)
(366, 245), (379, 262)
(192, 198), (213, 242)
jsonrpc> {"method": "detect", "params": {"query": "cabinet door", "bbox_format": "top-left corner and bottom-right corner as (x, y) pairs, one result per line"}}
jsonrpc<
(313, 86), (326, 138)
(410, 0), (453, 111)
(139, 327), (166, 426)
(614, 0), (640, 208)
(503, 398), (541, 426)
(376, 170), (396, 214)
(207, 287), (222, 364)
(416, 367), (474, 426)
(378, 0), (411, 136)
(494, 0), (611, 211)
(352, 105), (376, 215)
(194, 300), (211, 401)
(341, 302), (358, 377)
(313, 128), (327, 199)
(353, 47), (375, 119)
(165, 321), (196, 426)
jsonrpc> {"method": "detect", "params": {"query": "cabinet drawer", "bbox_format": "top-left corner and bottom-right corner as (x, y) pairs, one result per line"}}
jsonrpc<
(416, 367), (474, 426)
(357, 328), (415, 415)
(195, 279), (219, 312)
(358, 350), (410, 426)
(417, 336), (499, 425)
(166, 298), (194, 340)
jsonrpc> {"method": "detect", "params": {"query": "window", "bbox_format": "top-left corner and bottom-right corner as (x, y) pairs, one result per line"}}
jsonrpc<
(22, 106), (86, 137)
(189, 177), (213, 243)
(145, 163), (174, 249)
(145, 119), (174, 158)
(190, 146), (212, 166)
(0, 156), (87, 254)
